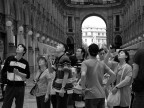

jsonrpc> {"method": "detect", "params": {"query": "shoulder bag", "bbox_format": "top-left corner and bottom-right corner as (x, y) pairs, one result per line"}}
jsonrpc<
(107, 64), (126, 106)
(30, 71), (44, 96)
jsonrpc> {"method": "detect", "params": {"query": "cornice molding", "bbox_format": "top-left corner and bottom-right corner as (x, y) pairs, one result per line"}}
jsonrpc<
(63, 0), (125, 9)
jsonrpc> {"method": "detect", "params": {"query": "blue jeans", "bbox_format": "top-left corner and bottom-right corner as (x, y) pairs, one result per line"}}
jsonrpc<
(85, 98), (105, 108)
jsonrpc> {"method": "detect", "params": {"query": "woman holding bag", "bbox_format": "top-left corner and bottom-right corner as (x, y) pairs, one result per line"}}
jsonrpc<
(111, 50), (132, 108)
(34, 56), (52, 108)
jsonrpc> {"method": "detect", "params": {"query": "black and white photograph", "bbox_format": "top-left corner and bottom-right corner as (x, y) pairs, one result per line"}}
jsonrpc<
(0, 0), (143, 108)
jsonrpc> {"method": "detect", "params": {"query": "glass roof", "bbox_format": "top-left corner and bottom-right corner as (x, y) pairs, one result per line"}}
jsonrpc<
(67, 0), (121, 5)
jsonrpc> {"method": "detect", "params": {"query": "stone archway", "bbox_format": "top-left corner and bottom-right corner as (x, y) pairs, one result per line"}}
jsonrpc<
(80, 13), (107, 27)
(67, 36), (74, 55)
(74, 10), (111, 47)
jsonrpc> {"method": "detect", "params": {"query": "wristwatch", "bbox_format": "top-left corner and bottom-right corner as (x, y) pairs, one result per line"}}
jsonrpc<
(116, 86), (119, 89)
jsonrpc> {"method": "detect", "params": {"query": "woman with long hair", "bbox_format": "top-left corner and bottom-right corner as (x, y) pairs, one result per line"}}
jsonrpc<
(34, 56), (52, 108)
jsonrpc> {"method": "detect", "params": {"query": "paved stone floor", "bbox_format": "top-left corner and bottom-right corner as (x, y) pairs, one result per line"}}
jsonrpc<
(0, 76), (108, 108)
(0, 78), (37, 108)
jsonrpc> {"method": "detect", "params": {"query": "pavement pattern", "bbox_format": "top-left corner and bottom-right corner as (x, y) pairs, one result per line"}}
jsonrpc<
(0, 76), (108, 108)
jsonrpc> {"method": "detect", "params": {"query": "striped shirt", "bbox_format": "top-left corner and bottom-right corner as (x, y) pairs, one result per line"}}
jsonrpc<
(1, 56), (30, 85)
(53, 54), (73, 91)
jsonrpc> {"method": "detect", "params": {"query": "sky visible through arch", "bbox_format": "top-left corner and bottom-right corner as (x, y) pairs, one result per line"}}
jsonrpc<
(82, 16), (106, 28)
(82, 16), (107, 48)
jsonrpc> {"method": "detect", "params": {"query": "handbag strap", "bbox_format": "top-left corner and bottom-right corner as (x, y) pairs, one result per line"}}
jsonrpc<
(119, 64), (127, 82)
(36, 69), (47, 82)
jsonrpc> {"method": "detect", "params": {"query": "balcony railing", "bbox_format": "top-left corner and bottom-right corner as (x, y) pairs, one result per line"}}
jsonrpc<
(65, 0), (121, 5)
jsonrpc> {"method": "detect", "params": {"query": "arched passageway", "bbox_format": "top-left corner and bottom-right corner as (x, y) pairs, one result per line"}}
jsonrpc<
(81, 16), (107, 48)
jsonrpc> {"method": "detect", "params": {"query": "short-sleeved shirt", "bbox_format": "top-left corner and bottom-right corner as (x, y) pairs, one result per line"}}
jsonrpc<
(81, 59), (112, 99)
(36, 69), (52, 97)
(53, 54), (73, 91)
(115, 63), (132, 107)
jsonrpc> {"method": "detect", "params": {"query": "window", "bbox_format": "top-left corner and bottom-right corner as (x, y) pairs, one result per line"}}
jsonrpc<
(83, 32), (85, 36)
(68, 16), (73, 32)
(93, 32), (96, 36)
(115, 15), (120, 31)
(88, 32), (91, 36)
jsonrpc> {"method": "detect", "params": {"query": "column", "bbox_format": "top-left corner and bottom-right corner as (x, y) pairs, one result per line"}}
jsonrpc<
(17, 26), (24, 45)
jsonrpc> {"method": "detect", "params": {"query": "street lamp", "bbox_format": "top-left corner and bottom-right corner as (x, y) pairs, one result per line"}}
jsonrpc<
(50, 40), (53, 46)
(135, 38), (138, 43)
(41, 36), (45, 41)
(36, 33), (40, 38)
(28, 30), (33, 36)
(138, 36), (142, 41)
(18, 26), (24, 33)
(6, 21), (12, 27)
(6, 21), (13, 44)
(18, 26), (24, 44)
(46, 38), (49, 42)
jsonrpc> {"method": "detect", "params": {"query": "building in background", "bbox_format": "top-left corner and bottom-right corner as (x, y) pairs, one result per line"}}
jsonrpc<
(82, 27), (106, 47)
(0, 0), (143, 73)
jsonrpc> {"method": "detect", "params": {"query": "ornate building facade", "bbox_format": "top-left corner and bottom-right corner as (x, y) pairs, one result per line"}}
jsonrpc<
(0, 0), (144, 72)
(0, 0), (69, 72)
(82, 27), (106, 47)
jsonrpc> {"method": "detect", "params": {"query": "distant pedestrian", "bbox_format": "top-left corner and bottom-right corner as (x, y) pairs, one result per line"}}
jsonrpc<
(1, 44), (30, 108)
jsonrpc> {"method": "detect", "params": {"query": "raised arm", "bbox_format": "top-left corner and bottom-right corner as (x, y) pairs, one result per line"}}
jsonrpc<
(80, 62), (87, 89)
(104, 62), (116, 88)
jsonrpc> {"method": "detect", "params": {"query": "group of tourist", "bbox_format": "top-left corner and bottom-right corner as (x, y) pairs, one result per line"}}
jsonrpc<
(0, 42), (144, 108)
